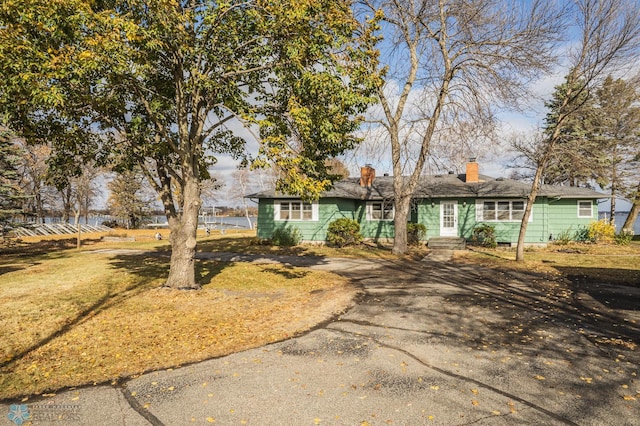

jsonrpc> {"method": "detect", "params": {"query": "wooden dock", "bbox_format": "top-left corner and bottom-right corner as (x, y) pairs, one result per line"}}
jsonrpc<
(10, 223), (113, 237)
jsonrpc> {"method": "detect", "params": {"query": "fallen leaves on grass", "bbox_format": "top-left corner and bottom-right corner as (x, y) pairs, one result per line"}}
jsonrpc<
(0, 257), (355, 399)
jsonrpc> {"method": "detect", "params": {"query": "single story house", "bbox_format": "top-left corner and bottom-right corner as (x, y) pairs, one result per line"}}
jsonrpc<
(248, 161), (605, 246)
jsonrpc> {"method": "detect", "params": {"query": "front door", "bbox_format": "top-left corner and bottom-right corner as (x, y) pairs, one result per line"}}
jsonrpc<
(440, 201), (458, 237)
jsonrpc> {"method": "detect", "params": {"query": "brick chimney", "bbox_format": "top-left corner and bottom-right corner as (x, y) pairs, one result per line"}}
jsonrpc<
(360, 164), (375, 187)
(465, 158), (479, 183)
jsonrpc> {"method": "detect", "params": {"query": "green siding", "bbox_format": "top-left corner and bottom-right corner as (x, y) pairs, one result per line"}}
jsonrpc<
(546, 198), (597, 241)
(415, 200), (439, 239)
(258, 197), (600, 244)
(257, 198), (357, 241)
(470, 200), (547, 244)
(415, 198), (599, 244)
(357, 201), (395, 240)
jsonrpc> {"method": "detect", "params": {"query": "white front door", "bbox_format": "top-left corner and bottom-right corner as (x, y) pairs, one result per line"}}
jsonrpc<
(440, 201), (458, 237)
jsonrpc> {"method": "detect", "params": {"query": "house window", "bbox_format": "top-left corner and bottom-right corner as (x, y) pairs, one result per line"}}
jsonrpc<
(366, 201), (394, 221)
(275, 200), (317, 221)
(511, 201), (525, 221)
(577, 200), (593, 218)
(479, 200), (528, 222)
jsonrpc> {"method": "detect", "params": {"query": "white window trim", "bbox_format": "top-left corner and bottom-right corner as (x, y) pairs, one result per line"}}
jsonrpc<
(476, 199), (531, 222)
(577, 200), (593, 218)
(366, 201), (394, 221)
(273, 200), (319, 221)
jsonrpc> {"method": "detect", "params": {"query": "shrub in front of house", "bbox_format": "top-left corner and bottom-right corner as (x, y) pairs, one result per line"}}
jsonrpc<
(587, 219), (615, 244)
(554, 228), (575, 245)
(407, 223), (427, 246)
(554, 225), (589, 244)
(471, 224), (497, 248)
(271, 227), (302, 247)
(574, 225), (590, 242)
(327, 218), (362, 247)
(614, 229), (634, 246)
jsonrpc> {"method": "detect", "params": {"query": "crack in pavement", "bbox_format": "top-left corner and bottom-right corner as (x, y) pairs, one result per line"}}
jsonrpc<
(327, 325), (579, 426)
(64, 250), (637, 424)
(119, 386), (164, 426)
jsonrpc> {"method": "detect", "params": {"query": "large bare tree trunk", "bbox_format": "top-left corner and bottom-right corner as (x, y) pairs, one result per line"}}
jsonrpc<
(358, 0), (562, 255)
(392, 195), (411, 254)
(610, 157), (618, 224)
(516, 115), (565, 262)
(622, 182), (640, 232)
(516, 168), (544, 261)
(244, 204), (253, 230)
(516, 0), (640, 260)
(165, 176), (201, 290)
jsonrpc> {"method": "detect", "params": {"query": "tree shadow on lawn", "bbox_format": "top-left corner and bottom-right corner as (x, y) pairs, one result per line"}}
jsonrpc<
(0, 238), (104, 277)
(556, 266), (640, 310)
(335, 257), (640, 422)
(0, 251), (228, 374)
(261, 264), (310, 279)
(196, 236), (326, 257)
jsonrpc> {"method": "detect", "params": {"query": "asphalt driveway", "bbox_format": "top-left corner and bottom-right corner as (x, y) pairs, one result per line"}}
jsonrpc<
(2, 254), (639, 425)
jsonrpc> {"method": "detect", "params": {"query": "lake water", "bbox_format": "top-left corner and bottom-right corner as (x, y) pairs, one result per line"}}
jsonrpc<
(41, 212), (640, 234)
(599, 212), (640, 234)
(43, 215), (255, 229)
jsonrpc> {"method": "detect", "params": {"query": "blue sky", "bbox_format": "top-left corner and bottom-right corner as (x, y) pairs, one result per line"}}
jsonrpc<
(208, 1), (637, 211)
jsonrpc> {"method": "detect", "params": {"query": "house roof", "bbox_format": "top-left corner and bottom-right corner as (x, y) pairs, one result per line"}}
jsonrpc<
(248, 173), (606, 200)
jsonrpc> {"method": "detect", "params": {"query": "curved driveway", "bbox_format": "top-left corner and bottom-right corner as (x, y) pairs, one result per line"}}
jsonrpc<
(3, 253), (639, 425)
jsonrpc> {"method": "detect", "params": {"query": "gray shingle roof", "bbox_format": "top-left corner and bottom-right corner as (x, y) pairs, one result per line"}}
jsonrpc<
(247, 173), (606, 200)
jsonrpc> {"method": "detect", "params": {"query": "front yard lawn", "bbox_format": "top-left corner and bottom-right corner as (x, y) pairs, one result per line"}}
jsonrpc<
(0, 234), (355, 400)
(460, 242), (640, 287)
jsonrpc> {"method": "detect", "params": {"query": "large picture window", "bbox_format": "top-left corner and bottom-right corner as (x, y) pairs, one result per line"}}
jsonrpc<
(577, 200), (593, 218)
(479, 200), (527, 222)
(274, 200), (318, 221)
(366, 201), (394, 221)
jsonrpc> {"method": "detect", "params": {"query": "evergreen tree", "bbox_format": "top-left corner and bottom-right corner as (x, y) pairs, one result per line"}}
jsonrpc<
(0, 131), (24, 233)
(514, 0), (640, 261)
(593, 76), (640, 221)
(541, 75), (604, 187)
(107, 170), (155, 229)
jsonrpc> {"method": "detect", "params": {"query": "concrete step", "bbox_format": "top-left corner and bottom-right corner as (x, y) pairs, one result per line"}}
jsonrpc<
(427, 237), (466, 250)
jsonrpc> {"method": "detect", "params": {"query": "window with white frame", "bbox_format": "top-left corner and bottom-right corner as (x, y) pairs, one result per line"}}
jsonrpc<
(478, 200), (527, 222)
(577, 200), (593, 218)
(366, 201), (394, 221)
(274, 200), (318, 221)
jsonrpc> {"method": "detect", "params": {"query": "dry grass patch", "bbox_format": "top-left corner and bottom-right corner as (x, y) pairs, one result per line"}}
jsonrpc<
(459, 242), (640, 287)
(195, 234), (425, 260)
(0, 248), (356, 400)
